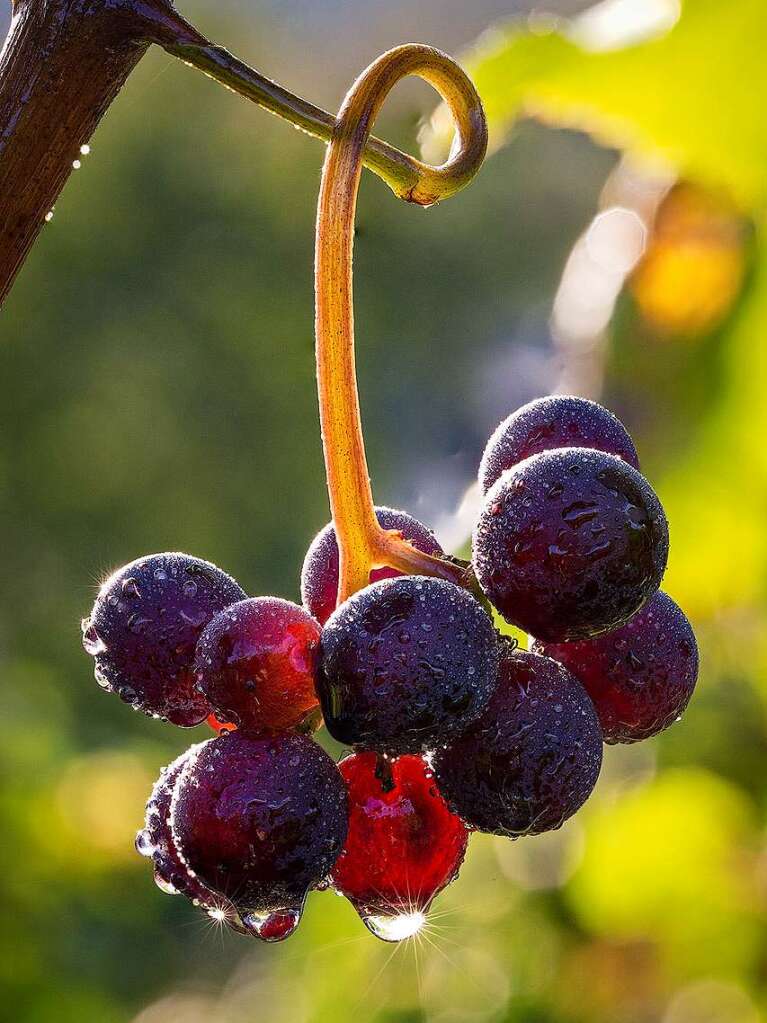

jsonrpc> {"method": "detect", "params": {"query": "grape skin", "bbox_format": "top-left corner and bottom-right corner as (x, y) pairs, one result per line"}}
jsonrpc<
(479, 395), (639, 495)
(533, 591), (698, 743)
(82, 552), (246, 726)
(194, 597), (321, 733)
(473, 447), (669, 641)
(171, 731), (348, 916)
(432, 648), (603, 837)
(317, 575), (499, 754)
(301, 506), (443, 625)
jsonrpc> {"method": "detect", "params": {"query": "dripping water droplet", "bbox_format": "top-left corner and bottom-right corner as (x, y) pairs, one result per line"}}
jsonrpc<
(153, 870), (180, 896)
(241, 907), (302, 942)
(362, 910), (426, 942)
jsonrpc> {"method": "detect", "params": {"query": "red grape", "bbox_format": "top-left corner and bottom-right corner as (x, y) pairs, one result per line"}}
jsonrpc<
(533, 591), (698, 743)
(301, 506), (443, 624)
(194, 597), (321, 733)
(331, 752), (468, 937)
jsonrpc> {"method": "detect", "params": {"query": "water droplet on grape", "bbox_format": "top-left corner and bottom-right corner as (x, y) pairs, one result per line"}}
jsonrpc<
(135, 829), (154, 857)
(241, 907), (302, 942)
(153, 870), (180, 895)
(362, 910), (426, 942)
(82, 621), (106, 655)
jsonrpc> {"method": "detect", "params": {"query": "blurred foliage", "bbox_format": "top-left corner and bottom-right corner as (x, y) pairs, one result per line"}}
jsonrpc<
(2, 0), (767, 1022)
(441, 0), (767, 206)
(630, 183), (749, 337)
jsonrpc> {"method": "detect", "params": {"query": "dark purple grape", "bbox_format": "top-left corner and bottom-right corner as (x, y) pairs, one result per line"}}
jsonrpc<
(533, 591), (698, 744)
(479, 395), (639, 494)
(432, 648), (603, 837)
(194, 598), (321, 734)
(82, 552), (246, 726)
(473, 448), (668, 642)
(136, 746), (244, 929)
(301, 506), (444, 625)
(317, 576), (499, 755)
(171, 731), (348, 925)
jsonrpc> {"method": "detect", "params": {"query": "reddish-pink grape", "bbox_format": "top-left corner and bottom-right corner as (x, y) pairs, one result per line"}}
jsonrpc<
(533, 591), (698, 743)
(331, 752), (468, 932)
(194, 597), (321, 733)
(301, 506), (443, 624)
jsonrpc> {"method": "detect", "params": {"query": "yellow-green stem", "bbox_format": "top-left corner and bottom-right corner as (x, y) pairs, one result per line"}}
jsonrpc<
(314, 45), (487, 604)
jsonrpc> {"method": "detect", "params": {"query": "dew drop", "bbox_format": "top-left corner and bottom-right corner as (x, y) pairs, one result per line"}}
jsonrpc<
(134, 829), (154, 858)
(153, 870), (180, 896)
(82, 620), (106, 655)
(241, 907), (302, 942)
(94, 665), (111, 690)
(122, 577), (140, 599)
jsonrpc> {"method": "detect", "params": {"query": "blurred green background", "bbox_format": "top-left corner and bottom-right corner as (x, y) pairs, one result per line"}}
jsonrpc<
(2, 0), (767, 1020)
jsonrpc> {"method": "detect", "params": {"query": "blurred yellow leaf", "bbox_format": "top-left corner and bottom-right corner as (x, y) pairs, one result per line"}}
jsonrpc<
(630, 182), (750, 336)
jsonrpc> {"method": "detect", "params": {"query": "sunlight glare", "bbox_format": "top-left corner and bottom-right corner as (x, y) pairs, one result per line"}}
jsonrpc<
(365, 911), (426, 943)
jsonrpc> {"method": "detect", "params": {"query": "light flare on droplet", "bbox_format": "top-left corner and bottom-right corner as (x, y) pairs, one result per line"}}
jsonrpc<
(363, 910), (427, 942)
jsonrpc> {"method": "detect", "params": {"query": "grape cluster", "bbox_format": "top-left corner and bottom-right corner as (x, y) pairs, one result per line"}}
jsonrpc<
(82, 395), (697, 943)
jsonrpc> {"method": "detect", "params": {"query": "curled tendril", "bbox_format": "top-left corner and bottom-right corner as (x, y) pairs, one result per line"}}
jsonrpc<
(313, 45), (488, 604)
(164, 37), (486, 205)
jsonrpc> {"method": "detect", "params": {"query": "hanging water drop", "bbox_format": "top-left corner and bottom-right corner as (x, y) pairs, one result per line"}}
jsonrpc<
(362, 910), (426, 943)
(241, 907), (302, 942)
(152, 869), (180, 896)
(81, 620), (106, 655)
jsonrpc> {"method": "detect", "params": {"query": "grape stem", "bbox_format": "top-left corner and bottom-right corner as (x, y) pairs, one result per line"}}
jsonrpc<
(313, 45), (488, 604)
